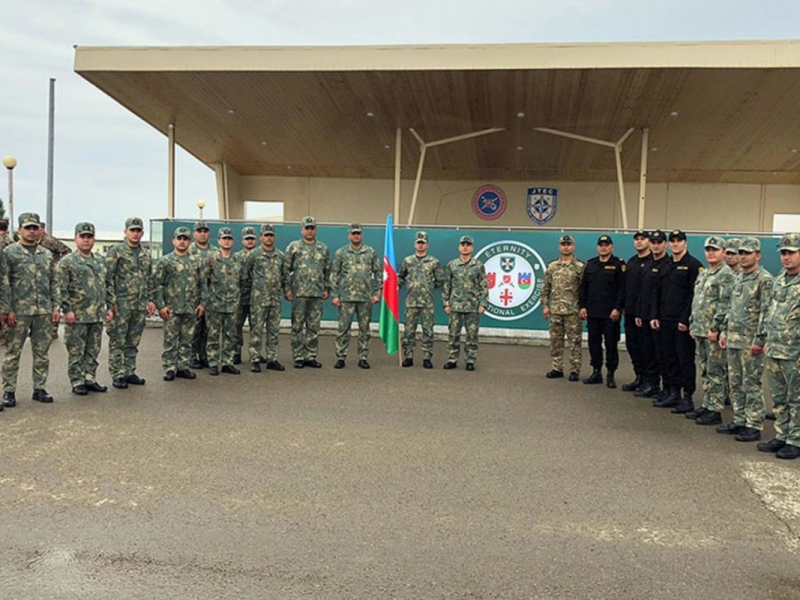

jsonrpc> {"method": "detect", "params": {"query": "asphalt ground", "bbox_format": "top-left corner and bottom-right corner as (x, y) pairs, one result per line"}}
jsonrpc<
(1, 329), (799, 599)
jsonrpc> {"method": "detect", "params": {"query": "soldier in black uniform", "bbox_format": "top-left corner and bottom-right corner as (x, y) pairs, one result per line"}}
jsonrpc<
(651, 230), (703, 410)
(621, 230), (652, 391)
(635, 230), (670, 399)
(578, 235), (626, 388)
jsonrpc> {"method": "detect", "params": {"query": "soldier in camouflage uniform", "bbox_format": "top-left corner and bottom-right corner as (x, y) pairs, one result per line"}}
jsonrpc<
(442, 235), (488, 371)
(758, 233), (800, 460)
(398, 231), (444, 369)
(283, 216), (331, 369)
(205, 227), (241, 376)
(541, 234), (585, 381)
(106, 217), (155, 389)
(331, 223), (381, 369)
(724, 238), (742, 273)
(59, 222), (114, 395)
(233, 226), (258, 364)
(189, 221), (215, 368)
(685, 237), (734, 424)
(0, 220), (12, 347)
(0, 212), (60, 406)
(718, 238), (772, 441)
(154, 226), (206, 381)
(245, 223), (286, 372)
(38, 221), (71, 339)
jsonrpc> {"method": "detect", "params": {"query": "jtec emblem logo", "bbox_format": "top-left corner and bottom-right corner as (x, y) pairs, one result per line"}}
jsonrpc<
(476, 240), (546, 321)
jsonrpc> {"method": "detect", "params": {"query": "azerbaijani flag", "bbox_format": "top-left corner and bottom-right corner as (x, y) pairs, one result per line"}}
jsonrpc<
(378, 213), (399, 355)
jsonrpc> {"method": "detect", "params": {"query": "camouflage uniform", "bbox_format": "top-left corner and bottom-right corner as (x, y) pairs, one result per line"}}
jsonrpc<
(331, 238), (381, 360)
(721, 261), (772, 430)
(398, 243), (444, 360)
(442, 247), (488, 365)
(541, 255), (585, 374)
(0, 232), (13, 250)
(0, 219), (59, 394)
(763, 235), (800, 450)
(283, 234), (331, 362)
(205, 245), (241, 368)
(188, 240), (215, 364)
(245, 243), (285, 363)
(39, 231), (71, 339)
(106, 235), (153, 382)
(233, 227), (258, 360)
(154, 248), (206, 375)
(59, 236), (109, 388)
(689, 246), (734, 413)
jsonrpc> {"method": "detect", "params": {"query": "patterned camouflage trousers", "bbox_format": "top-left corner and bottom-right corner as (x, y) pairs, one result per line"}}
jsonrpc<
(447, 311), (480, 364)
(402, 306), (435, 360)
(192, 314), (209, 362)
(727, 347), (765, 429)
(549, 313), (582, 373)
(765, 357), (800, 447)
(335, 301), (372, 359)
(107, 309), (147, 380)
(65, 322), (103, 387)
(696, 337), (727, 411)
(2, 314), (52, 392)
(234, 302), (251, 357)
(207, 311), (237, 368)
(249, 304), (281, 362)
(291, 297), (323, 361)
(162, 313), (196, 373)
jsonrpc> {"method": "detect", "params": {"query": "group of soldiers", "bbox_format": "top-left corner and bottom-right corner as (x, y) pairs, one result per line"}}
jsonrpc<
(0, 214), (489, 414)
(541, 229), (800, 460)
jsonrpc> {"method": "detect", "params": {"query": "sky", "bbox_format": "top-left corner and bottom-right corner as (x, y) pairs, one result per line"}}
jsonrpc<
(2, 0), (800, 234)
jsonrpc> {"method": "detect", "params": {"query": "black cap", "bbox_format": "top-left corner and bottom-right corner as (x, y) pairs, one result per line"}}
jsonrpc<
(650, 230), (667, 242)
(597, 235), (613, 245)
(633, 229), (649, 239)
(669, 229), (687, 241)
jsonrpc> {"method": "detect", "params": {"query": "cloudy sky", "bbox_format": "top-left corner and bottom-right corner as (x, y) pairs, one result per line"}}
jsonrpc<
(2, 0), (799, 234)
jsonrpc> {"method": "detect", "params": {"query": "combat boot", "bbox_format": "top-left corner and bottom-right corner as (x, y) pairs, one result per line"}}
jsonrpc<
(634, 382), (658, 398)
(606, 370), (616, 389)
(670, 393), (695, 414)
(696, 410), (722, 425)
(583, 369), (603, 385)
(653, 385), (680, 408)
(622, 375), (642, 392)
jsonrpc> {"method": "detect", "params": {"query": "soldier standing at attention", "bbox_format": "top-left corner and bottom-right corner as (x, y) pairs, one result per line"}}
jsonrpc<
(681, 237), (734, 422)
(541, 234), (585, 381)
(724, 239), (742, 273)
(205, 227), (241, 376)
(718, 238), (772, 442)
(0, 212), (60, 405)
(233, 226), (258, 365)
(106, 217), (155, 390)
(621, 230), (652, 392)
(189, 221), (214, 369)
(758, 233), (800, 460)
(578, 235), (626, 388)
(283, 216), (330, 369)
(59, 222), (114, 396)
(245, 224), (286, 372)
(154, 227), (206, 381)
(37, 221), (71, 339)
(442, 235), (488, 371)
(332, 224), (381, 369)
(650, 230), (703, 410)
(398, 231), (444, 369)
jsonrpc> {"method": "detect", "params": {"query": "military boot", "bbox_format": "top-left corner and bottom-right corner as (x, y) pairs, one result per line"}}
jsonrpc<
(583, 369), (603, 385)
(653, 385), (680, 408)
(622, 375), (642, 392)
(606, 371), (617, 389)
(634, 382), (658, 398)
(670, 392), (694, 414)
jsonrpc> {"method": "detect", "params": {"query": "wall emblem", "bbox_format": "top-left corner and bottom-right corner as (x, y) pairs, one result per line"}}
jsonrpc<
(475, 240), (547, 321)
(472, 185), (507, 221)
(526, 187), (558, 224)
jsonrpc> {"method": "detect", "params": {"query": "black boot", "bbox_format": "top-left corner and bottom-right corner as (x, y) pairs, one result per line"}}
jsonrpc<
(606, 371), (617, 389)
(653, 385), (680, 408)
(670, 392), (694, 414)
(583, 369), (603, 385)
(634, 382), (658, 398)
(622, 375), (642, 392)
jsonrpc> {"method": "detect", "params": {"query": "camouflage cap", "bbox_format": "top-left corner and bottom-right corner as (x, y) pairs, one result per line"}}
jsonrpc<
(125, 217), (143, 230)
(261, 223), (275, 235)
(301, 216), (316, 227)
(218, 226), (234, 239)
(19, 212), (41, 227)
(349, 223), (363, 233)
(633, 229), (650, 239)
(415, 231), (428, 242)
(597, 234), (613, 245)
(778, 233), (800, 252)
(194, 220), (209, 231)
(725, 238), (742, 253)
(650, 229), (667, 242)
(738, 237), (760, 253)
(459, 235), (474, 245)
(703, 236), (725, 250)
(669, 229), (687, 241)
(74, 222), (95, 236)
(559, 234), (575, 244)
(173, 226), (191, 238)
(242, 226), (257, 239)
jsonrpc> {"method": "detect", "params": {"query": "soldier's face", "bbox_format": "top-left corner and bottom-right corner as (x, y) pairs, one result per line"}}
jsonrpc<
(704, 247), (724, 266)
(780, 249), (800, 273)
(242, 237), (257, 251)
(415, 240), (428, 255)
(19, 224), (39, 244)
(459, 241), (473, 257)
(173, 235), (190, 253)
(559, 242), (574, 256)
(669, 239), (687, 255)
(597, 242), (613, 257)
(219, 237), (234, 250)
(738, 250), (759, 271)
(633, 236), (649, 252)
(75, 233), (95, 254)
(650, 240), (667, 258)
(724, 252), (740, 268)
(349, 231), (363, 246)
(125, 228), (144, 245)
(302, 225), (316, 242)
(194, 229), (210, 245)
(261, 233), (275, 249)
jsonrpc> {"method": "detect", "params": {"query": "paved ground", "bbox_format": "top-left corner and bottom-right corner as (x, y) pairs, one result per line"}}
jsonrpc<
(1, 330), (799, 599)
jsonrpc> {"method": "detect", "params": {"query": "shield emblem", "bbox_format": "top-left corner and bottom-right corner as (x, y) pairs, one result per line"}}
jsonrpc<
(502, 274), (512, 285)
(500, 256), (515, 272)
(487, 272), (496, 289)
(526, 187), (558, 225)
(518, 272), (532, 290)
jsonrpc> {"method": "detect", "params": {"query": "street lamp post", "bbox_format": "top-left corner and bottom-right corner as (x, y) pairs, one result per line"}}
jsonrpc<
(197, 200), (206, 219)
(2, 155), (17, 228)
